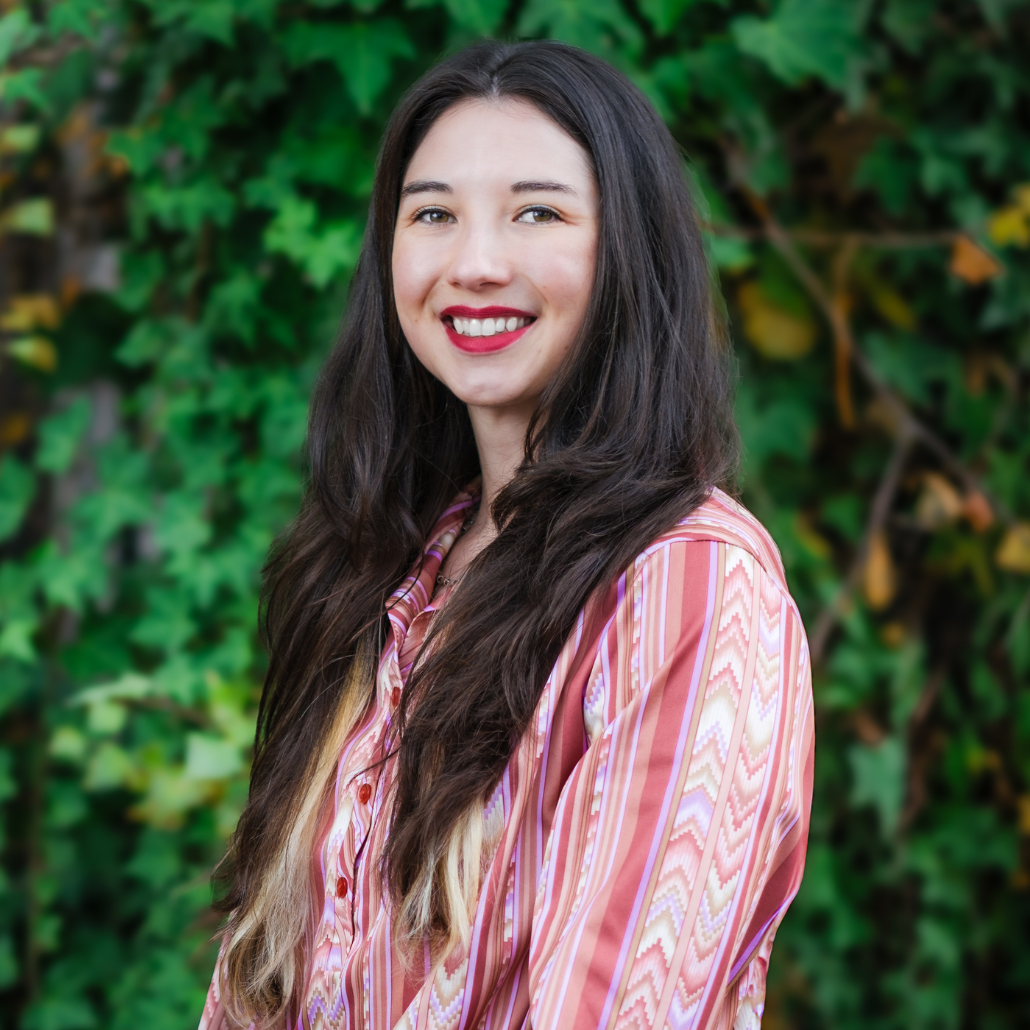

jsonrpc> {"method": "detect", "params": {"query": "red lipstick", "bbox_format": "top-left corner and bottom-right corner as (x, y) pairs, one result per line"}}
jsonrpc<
(441, 305), (536, 354)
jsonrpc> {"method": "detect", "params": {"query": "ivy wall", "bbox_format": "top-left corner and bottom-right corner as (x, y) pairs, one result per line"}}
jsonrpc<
(1, 1), (1029, 1027)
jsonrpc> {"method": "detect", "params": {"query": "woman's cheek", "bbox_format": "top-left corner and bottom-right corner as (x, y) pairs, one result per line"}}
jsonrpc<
(391, 248), (421, 322)
(536, 240), (595, 318)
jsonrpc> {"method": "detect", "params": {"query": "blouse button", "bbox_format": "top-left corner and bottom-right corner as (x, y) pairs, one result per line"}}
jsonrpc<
(335, 876), (348, 898)
(391, 686), (401, 707)
(358, 783), (372, 804)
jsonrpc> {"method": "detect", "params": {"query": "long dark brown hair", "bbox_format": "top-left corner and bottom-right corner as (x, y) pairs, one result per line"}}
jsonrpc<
(216, 38), (738, 1027)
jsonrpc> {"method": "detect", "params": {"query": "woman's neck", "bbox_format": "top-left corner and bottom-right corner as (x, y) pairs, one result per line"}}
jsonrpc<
(468, 400), (534, 516)
(441, 400), (534, 577)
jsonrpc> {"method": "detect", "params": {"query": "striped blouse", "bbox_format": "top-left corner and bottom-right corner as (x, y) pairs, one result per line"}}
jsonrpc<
(199, 487), (814, 1030)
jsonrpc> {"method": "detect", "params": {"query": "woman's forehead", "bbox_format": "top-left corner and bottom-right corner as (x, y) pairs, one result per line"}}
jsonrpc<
(403, 98), (594, 192)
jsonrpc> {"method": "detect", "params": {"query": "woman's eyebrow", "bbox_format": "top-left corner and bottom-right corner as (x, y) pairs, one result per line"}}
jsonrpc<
(511, 180), (576, 195)
(400, 180), (451, 197)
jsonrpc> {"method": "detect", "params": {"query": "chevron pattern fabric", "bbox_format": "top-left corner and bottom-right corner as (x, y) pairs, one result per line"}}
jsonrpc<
(199, 488), (814, 1030)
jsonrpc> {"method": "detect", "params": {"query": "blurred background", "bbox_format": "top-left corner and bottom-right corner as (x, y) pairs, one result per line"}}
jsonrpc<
(1, 0), (1029, 1027)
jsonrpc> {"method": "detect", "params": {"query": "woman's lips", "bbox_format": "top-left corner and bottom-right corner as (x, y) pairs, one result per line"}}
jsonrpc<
(441, 306), (536, 354)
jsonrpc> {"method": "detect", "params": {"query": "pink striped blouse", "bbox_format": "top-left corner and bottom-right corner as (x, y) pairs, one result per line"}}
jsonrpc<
(199, 487), (814, 1030)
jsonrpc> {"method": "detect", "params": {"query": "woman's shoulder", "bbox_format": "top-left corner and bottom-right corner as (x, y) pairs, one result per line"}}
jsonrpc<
(644, 486), (790, 597)
(583, 487), (810, 738)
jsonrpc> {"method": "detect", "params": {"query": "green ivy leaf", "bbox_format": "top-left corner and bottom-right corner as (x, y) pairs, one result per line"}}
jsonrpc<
(184, 733), (243, 780)
(129, 587), (198, 653)
(47, 0), (106, 41)
(263, 195), (361, 287)
(0, 9), (41, 68)
(141, 177), (236, 233)
(518, 0), (643, 57)
(731, 0), (865, 89)
(283, 19), (414, 114)
(146, 0), (237, 46)
(116, 318), (182, 368)
(153, 493), (212, 561)
(849, 737), (906, 837)
(406, 0), (508, 34)
(204, 271), (262, 346)
(0, 455), (34, 542)
(0, 68), (48, 111)
(0, 619), (37, 664)
(638, 0), (703, 35)
(881, 0), (938, 55)
(735, 381), (817, 478)
(36, 539), (108, 612)
(0, 933), (16, 990)
(36, 398), (91, 474)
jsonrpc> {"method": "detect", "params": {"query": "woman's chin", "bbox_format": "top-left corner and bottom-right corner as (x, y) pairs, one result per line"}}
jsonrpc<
(447, 381), (538, 413)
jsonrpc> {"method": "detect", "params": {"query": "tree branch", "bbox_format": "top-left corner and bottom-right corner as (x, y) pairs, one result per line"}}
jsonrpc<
(810, 429), (915, 665)
(831, 240), (859, 427)
(733, 187), (1012, 524)
(724, 189), (1014, 661)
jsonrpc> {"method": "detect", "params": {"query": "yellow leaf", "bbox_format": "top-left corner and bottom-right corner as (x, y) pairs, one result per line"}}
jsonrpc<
(793, 513), (831, 559)
(107, 153), (129, 178)
(0, 411), (30, 446)
(862, 531), (897, 610)
(0, 197), (54, 236)
(987, 206), (1030, 248)
(0, 124), (40, 154)
(129, 766), (213, 830)
(736, 281), (817, 360)
(880, 622), (906, 648)
(914, 472), (963, 530)
(0, 293), (60, 331)
(960, 490), (994, 533)
(869, 284), (916, 330)
(1012, 184), (1030, 214)
(61, 275), (82, 308)
(6, 336), (57, 372)
(950, 235), (1001, 284)
(996, 522), (1030, 574)
(966, 747), (1001, 774)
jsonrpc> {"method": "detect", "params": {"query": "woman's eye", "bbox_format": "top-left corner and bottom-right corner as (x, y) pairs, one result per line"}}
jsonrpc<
(517, 206), (560, 224)
(415, 208), (453, 224)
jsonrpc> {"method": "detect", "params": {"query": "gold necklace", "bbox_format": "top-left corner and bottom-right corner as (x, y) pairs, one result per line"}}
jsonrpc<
(436, 506), (478, 587)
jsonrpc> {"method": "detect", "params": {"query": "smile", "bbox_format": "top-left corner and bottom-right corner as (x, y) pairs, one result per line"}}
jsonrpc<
(441, 306), (536, 354)
(451, 315), (532, 337)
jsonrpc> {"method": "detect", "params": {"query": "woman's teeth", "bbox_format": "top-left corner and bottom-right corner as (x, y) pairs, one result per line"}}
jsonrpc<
(450, 315), (531, 338)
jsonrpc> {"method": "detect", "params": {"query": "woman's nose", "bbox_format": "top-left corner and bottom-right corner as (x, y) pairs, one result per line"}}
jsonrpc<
(446, 222), (514, 291)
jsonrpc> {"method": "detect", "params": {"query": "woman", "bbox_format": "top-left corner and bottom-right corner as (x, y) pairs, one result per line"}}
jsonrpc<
(200, 39), (813, 1030)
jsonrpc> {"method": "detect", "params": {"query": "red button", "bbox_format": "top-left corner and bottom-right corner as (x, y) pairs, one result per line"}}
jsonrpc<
(335, 876), (348, 898)
(358, 783), (372, 804)
(391, 687), (401, 707)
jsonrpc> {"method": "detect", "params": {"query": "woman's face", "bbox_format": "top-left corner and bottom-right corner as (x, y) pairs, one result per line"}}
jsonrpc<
(392, 99), (599, 415)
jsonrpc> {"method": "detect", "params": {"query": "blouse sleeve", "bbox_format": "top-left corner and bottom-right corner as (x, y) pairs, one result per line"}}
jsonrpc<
(197, 953), (231, 1030)
(526, 538), (814, 1030)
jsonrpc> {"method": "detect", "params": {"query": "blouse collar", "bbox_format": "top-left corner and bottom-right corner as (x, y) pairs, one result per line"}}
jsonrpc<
(384, 482), (480, 645)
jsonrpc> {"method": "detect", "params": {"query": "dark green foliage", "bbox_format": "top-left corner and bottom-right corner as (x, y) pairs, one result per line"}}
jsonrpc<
(0, 1), (1028, 1027)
